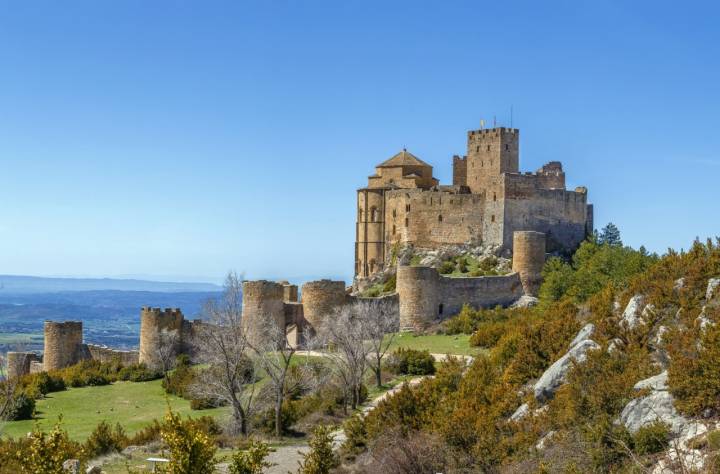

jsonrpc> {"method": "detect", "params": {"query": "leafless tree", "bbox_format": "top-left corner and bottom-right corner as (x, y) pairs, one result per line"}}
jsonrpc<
(357, 298), (399, 388)
(316, 302), (371, 411)
(191, 272), (259, 435)
(251, 318), (317, 437)
(155, 329), (180, 382)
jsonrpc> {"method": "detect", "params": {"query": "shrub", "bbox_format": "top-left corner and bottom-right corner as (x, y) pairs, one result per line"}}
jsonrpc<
(158, 409), (217, 474)
(228, 439), (273, 474)
(190, 397), (223, 410)
(17, 419), (83, 474)
(633, 421), (670, 455)
(439, 261), (455, 275)
(254, 401), (299, 434)
(84, 420), (127, 457)
(23, 372), (66, 397)
(297, 424), (338, 474)
(118, 363), (162, 382)
(385, 348), (435, 376)
(163, 360), (195, 398)
(341, 415), (367, 455)
(3, 392), (35, 421)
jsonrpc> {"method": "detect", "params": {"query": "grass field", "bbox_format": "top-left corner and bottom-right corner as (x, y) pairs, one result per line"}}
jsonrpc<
(386, 332), (480, 356)
(1, 378), (229, 441)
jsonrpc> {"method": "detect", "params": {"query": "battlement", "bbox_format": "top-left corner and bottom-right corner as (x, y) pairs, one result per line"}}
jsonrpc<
(467, 127), (519, 136)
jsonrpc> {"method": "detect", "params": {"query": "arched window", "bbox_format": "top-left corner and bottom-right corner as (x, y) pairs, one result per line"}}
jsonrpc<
(438, 215), (443, 223)
(370, 207), (377, 222)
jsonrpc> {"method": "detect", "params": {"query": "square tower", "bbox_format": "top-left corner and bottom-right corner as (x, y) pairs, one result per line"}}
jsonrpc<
(466, 127), (519, 193)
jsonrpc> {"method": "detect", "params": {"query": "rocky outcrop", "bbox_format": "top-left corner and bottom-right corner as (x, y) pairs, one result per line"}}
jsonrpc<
(533, 337), (600, 402)
(568, 323), (594, 349)
(509, 402), (529, 422)
(706, 277), (720, 301)
(619, 371), (688, 435)
(620, 295), (645, 329)
(510, 295), (539, 309)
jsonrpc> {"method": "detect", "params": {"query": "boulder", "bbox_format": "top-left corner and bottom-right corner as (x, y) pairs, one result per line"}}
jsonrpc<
(63, 459), (80, 474)
(511, 295), (539, 309)
(533, 339), (600, 401)
(707, 278), (720, 301)
(86, 467), (102, 474)
(634, 370), (668, 391)
(509, 402), (529, 422)
(535, 430), (556, 451)
(673, 278), (686, 292)
(620, 390), (687, 435)
(607, 338), (624, 353)
(568, 323), (595, 350)
(621, 295), (646, 329)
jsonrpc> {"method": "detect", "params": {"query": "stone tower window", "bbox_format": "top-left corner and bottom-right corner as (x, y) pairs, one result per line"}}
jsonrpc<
(405, 217), (409, 227)
(405, 204), (410, 212)
(438, 214), (443, 223)
(481, 161), (484, 167)
(493, 192), (497, 202)
(438, 304), (444, 315)
(392, 209), (396, 218)
(476, 146), (479, 152)
(487, 145), (490, 152)
(491, 215), (495, 223)
(392, 224), (396, 235)
(370, 207), (377, 222)
(505, 144), (509, 151)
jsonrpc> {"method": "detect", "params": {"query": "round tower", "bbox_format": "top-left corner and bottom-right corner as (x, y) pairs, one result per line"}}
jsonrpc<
(43, 321), (83, 371)
(7, 351), (33, 379)
(396, 265), (440, 331)
(138, 307), (184, 367)
(300, 280), (347, 333)
(241, 281), (286, 347)
(512, 231), (547, 296)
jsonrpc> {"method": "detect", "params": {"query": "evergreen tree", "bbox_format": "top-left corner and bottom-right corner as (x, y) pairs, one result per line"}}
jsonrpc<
(598, 222), (622, 247)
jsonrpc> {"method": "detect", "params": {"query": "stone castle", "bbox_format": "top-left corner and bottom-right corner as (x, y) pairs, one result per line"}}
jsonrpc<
(355, 126), (593, 277)
(7, 124), (594, 379)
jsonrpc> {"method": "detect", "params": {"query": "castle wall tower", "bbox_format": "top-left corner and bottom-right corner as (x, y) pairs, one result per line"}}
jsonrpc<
(356, 188), (386, 277)
(452, 155), (467, 186)
(396, 265), (440, 331)
(138, 307), (184, 367)
(43, 321), (83, 371)
(466, 127), (519, 194)
(241, 281), (286, 347)
(7, 351), (35, 379)
(512, 231), (547, 296)
(301, 280), (347, 333)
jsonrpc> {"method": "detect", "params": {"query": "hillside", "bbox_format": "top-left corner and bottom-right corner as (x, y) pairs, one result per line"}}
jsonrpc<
(0, 275), (221, 294)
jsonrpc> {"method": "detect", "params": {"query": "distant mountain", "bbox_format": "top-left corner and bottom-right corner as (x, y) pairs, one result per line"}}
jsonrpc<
(0, 275), (222, 294)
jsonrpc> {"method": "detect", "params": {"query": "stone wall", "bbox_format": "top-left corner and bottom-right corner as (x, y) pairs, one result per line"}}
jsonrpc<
(43, 321), (83, 371)
(86, 344), (139, 366)
(396, 264), (522, 331)
(452, 155), (467, 186)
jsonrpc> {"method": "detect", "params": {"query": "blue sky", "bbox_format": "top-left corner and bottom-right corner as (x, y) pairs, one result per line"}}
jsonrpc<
(1, 1), (718, 284)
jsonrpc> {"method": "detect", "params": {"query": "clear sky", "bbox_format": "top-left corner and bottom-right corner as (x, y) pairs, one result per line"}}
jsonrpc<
(1, 1), (718, 284)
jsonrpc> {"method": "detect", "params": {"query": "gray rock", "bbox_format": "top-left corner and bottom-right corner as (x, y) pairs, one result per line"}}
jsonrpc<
(535, 430), (556, 450)
(621, 295), (646, 329)
(533, 339), (600, 401)
(620, 390), (688, 435)
(568, 323), (595, 350)
(86, 467), (102, 474)
(634, 371), (668, 391)
(509, 402), (529, 422)
(63, 459), (80, 474)
(673, 278), (686, 292)
(697, 307), (714, 330)
(608, 338), (624, 353)
(707, 278), (720, 301)
(511, 295), (539, 308)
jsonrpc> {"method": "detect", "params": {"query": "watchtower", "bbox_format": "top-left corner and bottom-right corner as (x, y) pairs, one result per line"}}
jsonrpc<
(138, 307), (184, 367)
(512, 231), (547, 296)
(466, 127), (519, 193)
(241, 280), (286, 347)
(43, 321), (83, 371)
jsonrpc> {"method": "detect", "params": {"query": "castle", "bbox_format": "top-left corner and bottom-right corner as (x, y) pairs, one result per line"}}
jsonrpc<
(7, 125), (594, 378)
(355, 126), (593, 277)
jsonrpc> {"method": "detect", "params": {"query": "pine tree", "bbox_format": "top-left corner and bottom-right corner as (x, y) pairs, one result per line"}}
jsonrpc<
(297, 425), (338, 474)
(598, 222), (622, 247)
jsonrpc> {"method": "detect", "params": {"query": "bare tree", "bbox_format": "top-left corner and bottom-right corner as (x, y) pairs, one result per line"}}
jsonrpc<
(191, 272), (258, 435)
(317, 302), (371, 411)
(155, 329), (180, 382)
(251, 318), (316, 437)
(357, 298), (399, 388)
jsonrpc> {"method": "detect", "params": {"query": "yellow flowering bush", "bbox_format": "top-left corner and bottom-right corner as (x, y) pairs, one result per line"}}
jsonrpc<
(158, 408), (217, 474)
(18, 419), (83, 474)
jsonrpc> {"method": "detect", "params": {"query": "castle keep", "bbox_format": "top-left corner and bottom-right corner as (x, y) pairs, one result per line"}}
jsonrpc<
(355, 126), (593, 278)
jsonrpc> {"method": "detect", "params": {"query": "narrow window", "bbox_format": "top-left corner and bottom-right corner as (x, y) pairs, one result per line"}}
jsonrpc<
(487, 145), (490, 152)
(505, 144), (509, 151)
(438, 214), (443, 223)
(481, 161), (484, 167)
(370, 207), (377, 222)
(491, 215), (495, 223)
(438, 304), (444, 315)
(392, 224), (396, 235)
(392, 209), (396, 218)
(476, 146), (479, 152)
(405, 204), (410, 212)
(493, 192), (497, 202)
(405, 217), (409, 227)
